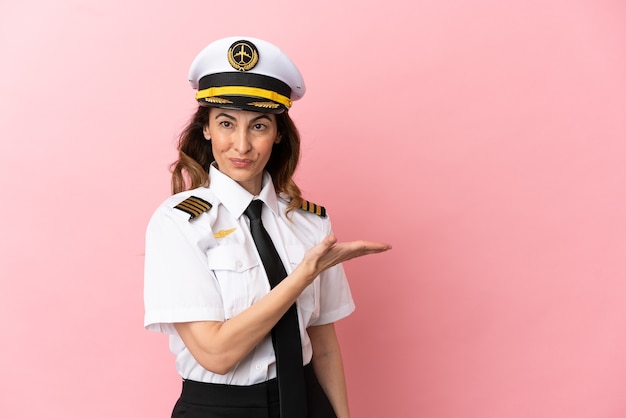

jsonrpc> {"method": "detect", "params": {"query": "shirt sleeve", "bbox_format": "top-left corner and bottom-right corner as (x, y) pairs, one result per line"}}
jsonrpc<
(143, 206), (225, 335)
(312, 263), (355, 325)
(308, 215), (355, 326)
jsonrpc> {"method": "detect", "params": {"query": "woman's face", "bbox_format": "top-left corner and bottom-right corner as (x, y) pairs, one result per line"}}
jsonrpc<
(204, 108), (280, 195)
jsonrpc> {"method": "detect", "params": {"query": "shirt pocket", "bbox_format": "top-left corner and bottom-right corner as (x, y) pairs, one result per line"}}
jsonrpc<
(285, 244), (318, 319)
(206, 244), (261, 320)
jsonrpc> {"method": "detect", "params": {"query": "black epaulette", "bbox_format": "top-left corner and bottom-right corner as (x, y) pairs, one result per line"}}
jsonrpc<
(174, 196), (212, 220)
(300, 199), (327, 217)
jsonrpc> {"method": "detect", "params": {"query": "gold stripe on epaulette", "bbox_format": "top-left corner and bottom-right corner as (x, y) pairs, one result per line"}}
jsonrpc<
(300, 199), (326, 217)
(174, 196), (212, 220)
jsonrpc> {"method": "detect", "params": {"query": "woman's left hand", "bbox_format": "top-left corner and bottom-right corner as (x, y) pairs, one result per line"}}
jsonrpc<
(297, 235), (391, 282)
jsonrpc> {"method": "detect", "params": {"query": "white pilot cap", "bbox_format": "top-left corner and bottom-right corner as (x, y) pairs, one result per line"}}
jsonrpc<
(188, 36), (306, 113)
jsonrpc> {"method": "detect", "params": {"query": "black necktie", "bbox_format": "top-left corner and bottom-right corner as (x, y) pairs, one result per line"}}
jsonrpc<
(244, 199), (307, 417)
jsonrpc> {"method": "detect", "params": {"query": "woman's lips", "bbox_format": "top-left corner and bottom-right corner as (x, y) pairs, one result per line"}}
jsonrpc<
(230, 158), (253, 168)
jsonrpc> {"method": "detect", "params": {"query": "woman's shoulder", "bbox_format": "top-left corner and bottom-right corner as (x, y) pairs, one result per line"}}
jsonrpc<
(146, 189), (221, 263)
(146, 187), (220, 250)
(150, 187), (216, 223)
(278, 193), (331, 224)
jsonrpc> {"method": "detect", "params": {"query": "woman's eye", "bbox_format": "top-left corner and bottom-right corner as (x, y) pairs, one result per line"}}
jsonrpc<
(219, 121), (232, 128)
(253, 123), (266, 130)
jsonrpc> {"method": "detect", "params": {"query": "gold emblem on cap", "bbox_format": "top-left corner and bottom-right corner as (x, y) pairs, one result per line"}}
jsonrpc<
(228, 40), (259, 71)
(248, 101), (281, 109)
(204, 97), (233, 104)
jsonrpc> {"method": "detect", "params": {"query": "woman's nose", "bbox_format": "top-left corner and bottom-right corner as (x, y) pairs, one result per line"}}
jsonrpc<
(233, 128), (251, 153)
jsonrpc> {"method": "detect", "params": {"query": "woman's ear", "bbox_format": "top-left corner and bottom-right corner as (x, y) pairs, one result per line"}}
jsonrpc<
(275, 134), (282, 144)
(203, 125), (211, 140)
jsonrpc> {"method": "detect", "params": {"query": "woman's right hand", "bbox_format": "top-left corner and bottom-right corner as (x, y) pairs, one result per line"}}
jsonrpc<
(298, 235), (392, 281)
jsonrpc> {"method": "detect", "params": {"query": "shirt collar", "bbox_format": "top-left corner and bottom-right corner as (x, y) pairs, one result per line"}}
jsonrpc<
(209, 163), (279, 219)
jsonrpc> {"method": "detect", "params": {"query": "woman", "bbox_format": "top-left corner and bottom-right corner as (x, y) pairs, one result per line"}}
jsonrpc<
(144, 36), (391, 418)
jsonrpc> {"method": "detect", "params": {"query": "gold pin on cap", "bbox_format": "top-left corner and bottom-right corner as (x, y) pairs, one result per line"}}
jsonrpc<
(227, 40), (259, 71)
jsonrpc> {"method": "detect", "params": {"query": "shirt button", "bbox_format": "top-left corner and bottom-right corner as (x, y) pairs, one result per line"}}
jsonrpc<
(236, 260), (243, 269)
(255, 364), (262, 371)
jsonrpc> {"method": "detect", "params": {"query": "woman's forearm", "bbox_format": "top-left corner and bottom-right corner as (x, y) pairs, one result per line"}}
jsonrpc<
(309, 323), (351, 418)
(175, 262), (315, 374)
(175, 236), (389, 375)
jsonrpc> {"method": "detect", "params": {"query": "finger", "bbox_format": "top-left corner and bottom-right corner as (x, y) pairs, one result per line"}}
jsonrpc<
(365, 242), (392, 252)
(337, 241), (392, 262)
(348, 240), (392, 253)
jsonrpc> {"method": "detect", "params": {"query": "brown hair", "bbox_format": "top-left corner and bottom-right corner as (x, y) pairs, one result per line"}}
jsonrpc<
(170, 106), (304, 213)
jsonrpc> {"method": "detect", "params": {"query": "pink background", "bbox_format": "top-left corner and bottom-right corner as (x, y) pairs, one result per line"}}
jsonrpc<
(1, 1), (625, 417)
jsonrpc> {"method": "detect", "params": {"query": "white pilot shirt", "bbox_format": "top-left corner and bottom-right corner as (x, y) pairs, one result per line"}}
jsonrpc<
(144, 164), (355, 385)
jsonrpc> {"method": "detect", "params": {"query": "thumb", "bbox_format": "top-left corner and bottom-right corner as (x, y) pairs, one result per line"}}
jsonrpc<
(307, 234), (337, 260)
(322, 234), (338, 248)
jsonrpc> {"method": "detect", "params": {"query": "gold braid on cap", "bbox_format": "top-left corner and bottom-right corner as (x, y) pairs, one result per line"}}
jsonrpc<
(203, 97), (233, 104)
(248, 101), (281, 109)
(196, 86), (292, 108)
